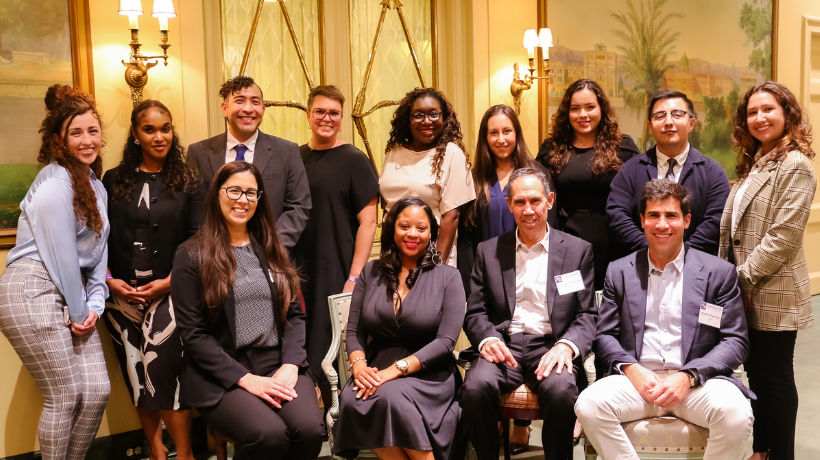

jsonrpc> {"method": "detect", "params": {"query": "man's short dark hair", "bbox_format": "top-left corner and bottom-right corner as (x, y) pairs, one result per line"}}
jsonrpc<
(507, 167), (552, 200)
(640, 179), (691, 216)
(647, 90), (697, 121)
(219, 76), (263, 101)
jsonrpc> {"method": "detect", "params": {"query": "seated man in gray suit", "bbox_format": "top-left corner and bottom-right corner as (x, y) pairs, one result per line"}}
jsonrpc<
(576, 179), (753, 460)
(460, 167), (597, 460)
(188, 76), (311, 248)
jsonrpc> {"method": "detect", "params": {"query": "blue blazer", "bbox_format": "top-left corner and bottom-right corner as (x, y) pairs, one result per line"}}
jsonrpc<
(595, 246), (753, 399)
(606, 146), (730, 259)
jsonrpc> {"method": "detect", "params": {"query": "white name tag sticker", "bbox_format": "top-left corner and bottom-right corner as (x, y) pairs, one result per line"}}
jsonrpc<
(698, 301), (723, 328)
(554, 270), (584, 295)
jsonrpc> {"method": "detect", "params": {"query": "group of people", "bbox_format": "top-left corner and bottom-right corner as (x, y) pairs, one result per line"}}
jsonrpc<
(0, 73), (813, 460)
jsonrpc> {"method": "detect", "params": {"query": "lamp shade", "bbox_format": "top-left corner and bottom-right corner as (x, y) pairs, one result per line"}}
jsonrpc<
(523, 29), (539, 49)
(538, 28), (553, 48)
(152, 0), (176, 18)
(118, 0), (144, 15)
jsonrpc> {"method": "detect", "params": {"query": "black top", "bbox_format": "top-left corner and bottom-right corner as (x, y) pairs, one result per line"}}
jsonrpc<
(103, 166), (205, 283)
(535, 134), (640, 289)
(293, 143), (380, 382)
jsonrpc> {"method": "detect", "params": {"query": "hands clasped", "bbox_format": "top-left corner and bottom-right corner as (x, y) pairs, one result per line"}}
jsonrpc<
(623, 363), (691, 408)
(352, 362), (397, 400)
(238, 363), (300, 409)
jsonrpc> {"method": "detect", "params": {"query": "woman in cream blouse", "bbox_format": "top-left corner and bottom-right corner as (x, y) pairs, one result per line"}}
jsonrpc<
(719, 81), (816, 460)
(380, 88), (475, 266)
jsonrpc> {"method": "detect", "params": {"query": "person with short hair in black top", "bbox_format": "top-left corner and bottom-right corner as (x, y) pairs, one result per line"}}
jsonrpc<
(536, 79), (640, 289)
(172, 161), (324, 460)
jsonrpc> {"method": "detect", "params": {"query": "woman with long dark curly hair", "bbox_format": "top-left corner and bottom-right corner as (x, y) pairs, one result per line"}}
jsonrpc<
(718, 81), (816, 460)
(172, 161), (324, 459)
(333, 196), (466, 460)
(102, 100), (203, 460)
(0, 84), (110, 459)
(380, 88), (475, 266)
(536, 79), (639, 289)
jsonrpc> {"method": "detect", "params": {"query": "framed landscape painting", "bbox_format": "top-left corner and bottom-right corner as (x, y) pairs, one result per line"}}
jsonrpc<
(546, 0), (776, 179)
(0, 0), (94, 249)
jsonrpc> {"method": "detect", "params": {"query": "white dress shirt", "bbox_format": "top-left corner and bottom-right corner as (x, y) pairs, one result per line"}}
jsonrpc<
(480, 227), (579, 358)
(640, 246), (685, 371)
(225, 129), (259, 164)
(656, 143), (690, 182)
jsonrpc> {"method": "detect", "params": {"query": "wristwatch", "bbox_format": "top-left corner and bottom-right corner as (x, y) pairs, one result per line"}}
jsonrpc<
(684, 370), (698, 388)
(395, 359), (410, 376)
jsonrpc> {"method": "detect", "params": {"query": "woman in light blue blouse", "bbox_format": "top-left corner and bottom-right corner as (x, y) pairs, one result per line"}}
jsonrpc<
(0, 85), (111, 460)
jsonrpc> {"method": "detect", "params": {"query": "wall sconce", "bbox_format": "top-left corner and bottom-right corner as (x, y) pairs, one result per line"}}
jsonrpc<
(510, 27), (553, 115)
(118, 0), (177, 106)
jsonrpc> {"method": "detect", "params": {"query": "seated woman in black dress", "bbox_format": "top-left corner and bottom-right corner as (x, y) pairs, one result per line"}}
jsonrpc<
(172, 161), (324, 460)
(103, 100), (203, 460)
(333, 196), (466, 460)
(536, 79), (639, 289)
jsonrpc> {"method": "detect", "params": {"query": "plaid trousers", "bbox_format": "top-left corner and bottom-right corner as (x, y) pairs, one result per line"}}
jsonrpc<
(0, 257), (110, 460)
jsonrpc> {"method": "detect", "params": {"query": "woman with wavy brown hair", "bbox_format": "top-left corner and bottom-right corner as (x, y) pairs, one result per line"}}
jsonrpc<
(718, 81), (816, 460)
(536, 79), (639, 289)
(380, 88), (475, 266)
(102, 100), (203, 460)
(0, 84), (110, 459)
(172, 161), (324, 459)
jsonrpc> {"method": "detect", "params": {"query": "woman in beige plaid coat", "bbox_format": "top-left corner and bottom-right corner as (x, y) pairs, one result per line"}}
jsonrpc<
(719, 81), (816, 460)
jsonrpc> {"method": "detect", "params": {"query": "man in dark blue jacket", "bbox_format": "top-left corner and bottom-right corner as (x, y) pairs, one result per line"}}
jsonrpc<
(606, 90), (730, 259)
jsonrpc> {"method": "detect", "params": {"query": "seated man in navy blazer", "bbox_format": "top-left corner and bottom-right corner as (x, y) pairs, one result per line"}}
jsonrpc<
(607, 90), (730, 259)
(460, 167), (597, 460)
(576, 179), (753, 460)
(188, 76), (311, 249)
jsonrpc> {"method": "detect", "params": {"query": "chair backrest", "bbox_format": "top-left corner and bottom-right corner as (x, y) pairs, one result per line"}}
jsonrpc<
(327, 292), (353, 384)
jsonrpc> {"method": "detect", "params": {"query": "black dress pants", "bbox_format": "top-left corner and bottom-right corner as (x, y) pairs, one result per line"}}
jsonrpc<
(198, 347), (325, 460)
(745, 328), (799, 460)
(459, 334), (579, 460)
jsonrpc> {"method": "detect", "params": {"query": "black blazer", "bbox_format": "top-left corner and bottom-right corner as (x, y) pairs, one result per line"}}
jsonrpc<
(102, 166), (205, 281)
(606, 146), (730, 258)
(463, 229), (597, 360)
(456, 162), (557, 297)
(172, 238), (308, 408)
(595, 246), (753, 398)
(187, 131), (312, 249)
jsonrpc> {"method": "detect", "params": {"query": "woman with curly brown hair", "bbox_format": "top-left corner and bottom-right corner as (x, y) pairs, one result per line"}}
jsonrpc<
(536, 79), (639, 289)
(102, 100), (203, 460)
(380, 87), (475, 266)
(0, 84), (111, 459)
(718, 81), (816, 460)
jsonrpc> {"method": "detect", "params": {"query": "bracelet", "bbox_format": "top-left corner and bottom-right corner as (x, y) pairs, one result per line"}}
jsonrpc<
(347, 275), (358, 282)
(349, 356), (366, 368)
(105, 273), (113, 279)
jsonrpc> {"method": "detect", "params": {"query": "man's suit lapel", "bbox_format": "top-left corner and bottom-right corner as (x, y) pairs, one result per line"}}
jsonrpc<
(547, 230), (567, 318)
(681, 248), (706, 363)
(678, 148), (704, 185)
(643, 148), (659, 181)
(499, 233), (517, 316)
(208, 132), (229, 176)
(629, 250), (650, 357)
(253, 132), (274, 174)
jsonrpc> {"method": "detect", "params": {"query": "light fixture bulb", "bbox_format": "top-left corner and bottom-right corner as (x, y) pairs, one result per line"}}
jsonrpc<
(118, 0), (144, 15)
(522, 29), (539, 49)
(538, 28), (553, 48)
(152, 0), (177, 18)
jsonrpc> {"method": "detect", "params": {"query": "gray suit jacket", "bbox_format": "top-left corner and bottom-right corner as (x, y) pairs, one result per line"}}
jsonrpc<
(187, 131), (311, 248)
(595, 246), (753, 398)
(463, 229), (597, 361)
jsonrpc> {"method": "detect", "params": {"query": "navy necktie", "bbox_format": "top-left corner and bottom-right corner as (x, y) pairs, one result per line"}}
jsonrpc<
(234, 144), (248, 162)
(665, 158), (677, 182)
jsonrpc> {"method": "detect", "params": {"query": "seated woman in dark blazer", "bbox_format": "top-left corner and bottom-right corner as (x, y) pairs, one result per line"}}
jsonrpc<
(172, 161), (324, 460)
(332, 196), (466, 460)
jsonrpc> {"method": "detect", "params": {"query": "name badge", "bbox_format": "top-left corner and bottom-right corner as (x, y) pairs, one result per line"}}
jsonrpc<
(698, 301), (723, 328)
(554, 270), (584, 295)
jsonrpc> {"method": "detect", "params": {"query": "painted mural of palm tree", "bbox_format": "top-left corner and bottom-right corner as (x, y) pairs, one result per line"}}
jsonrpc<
(609, 0), (684, 147)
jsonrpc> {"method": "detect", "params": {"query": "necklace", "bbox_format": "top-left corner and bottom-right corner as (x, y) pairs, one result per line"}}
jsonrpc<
(139, 162), (163, 173)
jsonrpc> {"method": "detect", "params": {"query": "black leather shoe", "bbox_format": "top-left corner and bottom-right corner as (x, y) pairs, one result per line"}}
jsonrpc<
(510, 426), (530, 455)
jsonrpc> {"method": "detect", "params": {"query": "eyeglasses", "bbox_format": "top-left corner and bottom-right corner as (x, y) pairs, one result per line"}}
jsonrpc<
(311, 108), (342, 121)
(410, 111), (442, 123)
(221, 186), (262, 202)
(650, 110), (692, 122)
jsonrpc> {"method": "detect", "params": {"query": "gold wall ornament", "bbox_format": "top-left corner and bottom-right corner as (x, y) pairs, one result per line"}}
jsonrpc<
(118, 0), (177, 106)
(510, 27), (553, 115)
(239, 0), (317, 97)
(351, 0), (430, 166)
